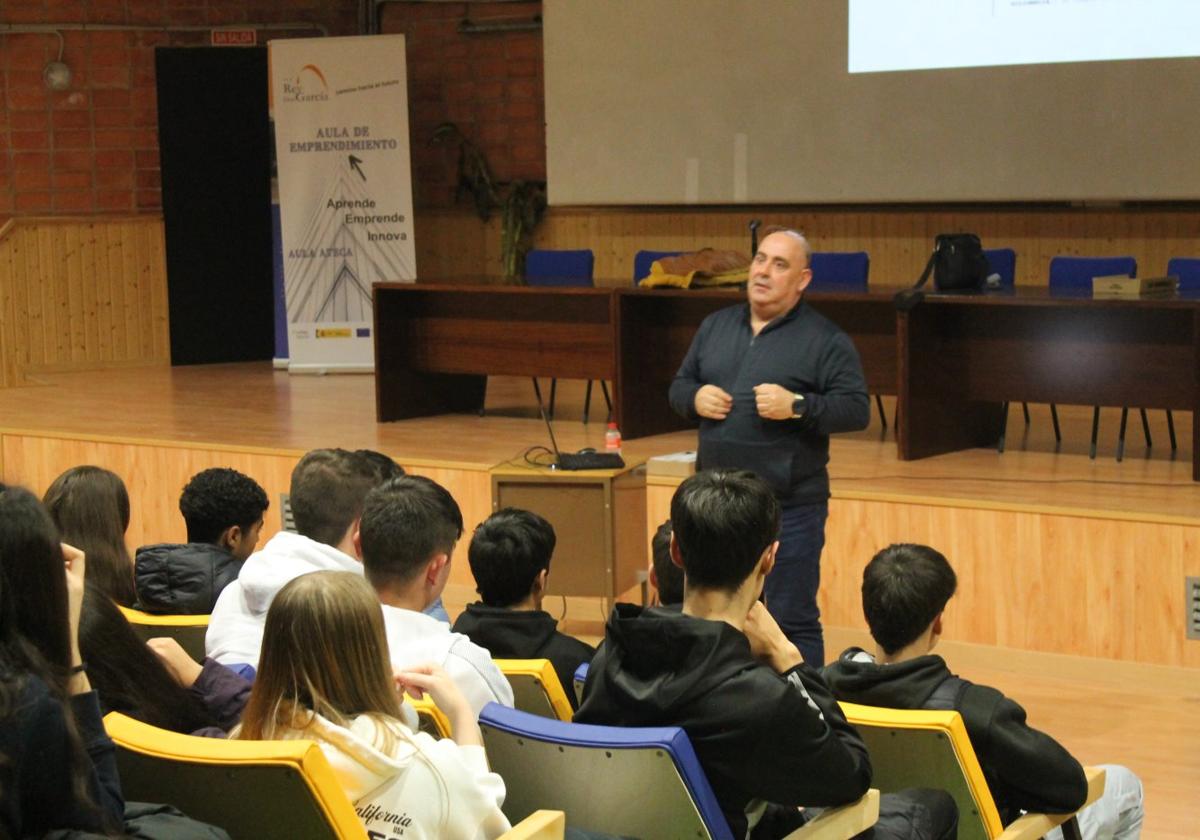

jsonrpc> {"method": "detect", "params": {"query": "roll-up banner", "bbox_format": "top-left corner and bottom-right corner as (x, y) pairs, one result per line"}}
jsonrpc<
(270, 34), (417, 373)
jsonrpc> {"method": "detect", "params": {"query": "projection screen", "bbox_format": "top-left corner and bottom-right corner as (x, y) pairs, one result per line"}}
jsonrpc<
(543, 0), (1200, 204)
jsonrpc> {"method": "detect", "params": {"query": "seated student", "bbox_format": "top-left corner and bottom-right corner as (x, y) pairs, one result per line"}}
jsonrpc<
(135, 467), (270, 614)
(352, 451), (448, 626)
(207, 448), (385, 667)
(0, 484), (124, 836)
(648, 518), (684, 607)
(80, 583), (222, 734)
(235, 570), (510, 840)
(0, 485), (232, 839)
(575, 470), (956, 840)
(43, 465), (138, 607)
(358, 476), (514, 716)
(452, 508), (595, 708)
(823, 543), (1144, 840)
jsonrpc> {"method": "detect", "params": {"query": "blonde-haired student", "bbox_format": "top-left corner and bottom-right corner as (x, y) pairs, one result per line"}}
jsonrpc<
(235, 570), (510, 840)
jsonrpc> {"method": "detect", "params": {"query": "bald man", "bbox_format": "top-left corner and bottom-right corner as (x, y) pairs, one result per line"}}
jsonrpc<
(668, 228), (869, 666)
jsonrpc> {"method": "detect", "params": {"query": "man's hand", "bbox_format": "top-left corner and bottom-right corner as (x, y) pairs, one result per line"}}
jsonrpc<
(754, 383), (796, 421)
(147, 637), (205, 688)
(694, 384), (733, 420)
(744, 602), (804, 674)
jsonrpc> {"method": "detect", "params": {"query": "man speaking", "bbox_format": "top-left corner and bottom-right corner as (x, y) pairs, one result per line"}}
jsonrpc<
(668, 227), (869, 666)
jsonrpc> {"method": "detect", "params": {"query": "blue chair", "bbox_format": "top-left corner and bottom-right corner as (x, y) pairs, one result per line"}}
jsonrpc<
(808, 251), (869, 293)
(478, 703), (878, 839)
(524, 249), (610, 424)
(1167, 257), (1200, 292)
(1049, 256), (1143, 459)
(632, 249), (684, 286)
(572, 661), (589, 706)
(982, 249), (1039, 452)
(981, 248), (1016, 289)
(808, 251), (887, 429)
(526, 249), (595, 288)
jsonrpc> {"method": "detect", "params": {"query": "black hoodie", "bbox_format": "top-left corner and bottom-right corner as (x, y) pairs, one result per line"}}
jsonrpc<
(451, 603), (595, 710)
(574, 605), (872, 839)
(823, 648), (1087, 824)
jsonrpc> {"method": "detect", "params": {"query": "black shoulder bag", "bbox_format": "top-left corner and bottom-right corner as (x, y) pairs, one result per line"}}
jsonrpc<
(895, 233), (990, 311)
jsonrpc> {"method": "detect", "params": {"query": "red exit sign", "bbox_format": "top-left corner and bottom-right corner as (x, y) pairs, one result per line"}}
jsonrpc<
(212, 29), (257, 46)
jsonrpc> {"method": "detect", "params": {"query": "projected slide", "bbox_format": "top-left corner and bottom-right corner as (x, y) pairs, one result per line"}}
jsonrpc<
(849, 0), (1200, 73)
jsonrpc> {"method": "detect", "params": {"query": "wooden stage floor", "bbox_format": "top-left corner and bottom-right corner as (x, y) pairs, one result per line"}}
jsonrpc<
(4, 361), (1199, 520)
(1, 362), (1197, 837)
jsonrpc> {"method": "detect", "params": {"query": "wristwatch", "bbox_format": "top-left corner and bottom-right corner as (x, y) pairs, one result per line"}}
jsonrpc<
(791, 392), (806, 419)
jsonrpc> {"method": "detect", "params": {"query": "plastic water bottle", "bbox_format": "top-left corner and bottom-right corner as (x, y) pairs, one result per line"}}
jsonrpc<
(605, 422), (622, 454)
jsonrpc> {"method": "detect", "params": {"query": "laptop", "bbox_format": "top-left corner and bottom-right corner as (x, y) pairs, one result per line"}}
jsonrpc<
(537, 396), (625, 471)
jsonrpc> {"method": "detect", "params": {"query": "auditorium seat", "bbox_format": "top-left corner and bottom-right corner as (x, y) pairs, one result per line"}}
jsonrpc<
(808, 251), (870, 293)
(573, 661), (589, 707)
(840, 702), (1105, 840)
(1049, 256), (1142, 459)
(1167, 257), (1200, 291)
(408, 695), (451, 738)
(525, 248), (610, 424)
(808, 251), (888, 429)
(105, 711), (366, 839)
(118, 606), (208, 664)
(495, 659), (574, 721)
(479, 703), (880, 840)
(106, 711), (564, 839)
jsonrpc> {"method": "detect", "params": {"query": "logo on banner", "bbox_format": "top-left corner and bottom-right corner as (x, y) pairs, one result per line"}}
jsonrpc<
(282, 64), (330, 103)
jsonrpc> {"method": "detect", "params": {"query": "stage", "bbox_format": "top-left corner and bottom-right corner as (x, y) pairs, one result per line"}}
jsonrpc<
(0, 362), (1196, 837)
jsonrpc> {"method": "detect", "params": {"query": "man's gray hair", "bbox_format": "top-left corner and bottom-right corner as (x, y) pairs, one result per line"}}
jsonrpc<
(761, 226), (813, 264)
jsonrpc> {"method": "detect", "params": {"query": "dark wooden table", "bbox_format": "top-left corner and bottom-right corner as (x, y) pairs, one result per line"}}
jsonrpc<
(898, 288), (1200, 478)
(373, 284), (615, 422)
(373, 283), (1200, 479)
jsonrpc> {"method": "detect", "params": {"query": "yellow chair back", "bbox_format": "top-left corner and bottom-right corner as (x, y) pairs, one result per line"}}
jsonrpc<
(119, 606), (209, 663)
(104, 711), (366, 839)
(495, 659), (574, 721)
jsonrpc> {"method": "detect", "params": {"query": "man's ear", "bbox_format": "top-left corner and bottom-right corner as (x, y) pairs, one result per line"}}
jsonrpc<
(218, 524), (241, 551)
(759, 540), (779, 578)
(425, 552), (449, 587)
(532, 567), (549, 596)
(352, 524), (363, 559)
(931, 611), (944, 639)
(669, 533), (685, 569)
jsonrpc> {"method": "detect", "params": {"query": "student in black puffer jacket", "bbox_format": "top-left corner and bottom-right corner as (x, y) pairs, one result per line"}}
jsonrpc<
(135, 467), (268, 614)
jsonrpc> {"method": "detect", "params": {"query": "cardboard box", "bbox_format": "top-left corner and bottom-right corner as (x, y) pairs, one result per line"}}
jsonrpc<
(646, 451), (696, 478)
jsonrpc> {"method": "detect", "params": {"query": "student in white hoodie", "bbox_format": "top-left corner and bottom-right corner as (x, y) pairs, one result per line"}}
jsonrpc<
(206, 448), (383, 668)
(357, 475), (514, 716)
(235, 570), (510, 840)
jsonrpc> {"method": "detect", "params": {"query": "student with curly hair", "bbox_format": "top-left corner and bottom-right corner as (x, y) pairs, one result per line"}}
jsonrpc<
(135, 467), (269, 614)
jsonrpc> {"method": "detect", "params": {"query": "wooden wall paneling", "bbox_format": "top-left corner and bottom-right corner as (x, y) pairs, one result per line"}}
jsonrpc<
(0, 433), (301, 550)
(94, 222), (114, 363)
(146, 221), (169, 361)
(648, 475), (1200, 669)
(0, 233), (18, 389)
(402, 463), (494, 590)
(23, 228), (43, 368)
(0, 218), (170, 383)
(79, 223), (100, 364)
(65, 223), (86, 363)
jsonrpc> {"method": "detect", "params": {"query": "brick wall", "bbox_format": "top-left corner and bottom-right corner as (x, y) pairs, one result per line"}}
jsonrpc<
(0, 0), (357, 219)
(380, 1), (544, 209)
